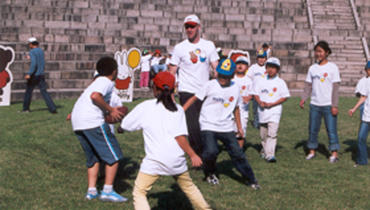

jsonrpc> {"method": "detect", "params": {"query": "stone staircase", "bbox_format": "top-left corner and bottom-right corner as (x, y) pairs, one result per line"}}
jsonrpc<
(309, 0), (367, 96)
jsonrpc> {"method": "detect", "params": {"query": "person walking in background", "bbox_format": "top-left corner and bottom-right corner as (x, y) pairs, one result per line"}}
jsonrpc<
(169, 14), (219, 158)
(19, 37), (57, 114)
(300, 41), (341, 163)
(140, 49), (152, 89)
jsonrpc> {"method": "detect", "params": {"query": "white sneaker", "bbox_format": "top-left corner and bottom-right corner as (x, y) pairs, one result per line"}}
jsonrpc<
(305, 154), (315, 160)
(329, 156), (339, 163)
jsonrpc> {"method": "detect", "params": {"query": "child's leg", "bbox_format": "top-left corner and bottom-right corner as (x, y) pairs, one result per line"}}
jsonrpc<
(265, 122), (279, 158)
(357, 121), (370, 165)
(143, 72), (149, 87)
(140, 72), (145, 87)
(174, 171), (211, 210)
(200, 131), (219, 176)
(220, 132), (256, 182)
(259, 123), (268, 157)
(88, 162), (100, 188)
(307, 104), (322, 152)
(104, 162), (119, 186)
(133, 172), (160, 210)
(322, 106), (340, 152)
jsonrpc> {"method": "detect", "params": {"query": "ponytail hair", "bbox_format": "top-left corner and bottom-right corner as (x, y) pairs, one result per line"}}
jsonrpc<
(155, 85), (178, 112)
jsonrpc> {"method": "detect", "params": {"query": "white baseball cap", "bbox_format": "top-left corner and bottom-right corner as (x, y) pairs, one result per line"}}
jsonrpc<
(235, 56), (250, 66)
(184, 14), (200, 26)
(266, 57), (281, 67)
(28, 37), (37, 42)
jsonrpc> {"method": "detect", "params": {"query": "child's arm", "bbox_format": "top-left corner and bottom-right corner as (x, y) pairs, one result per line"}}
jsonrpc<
(183, 95), (198, 111)
(349, 96), (367, 117)
(265, 97), (288, 109)
(175, 135), (202, 167)
(66, 113), (71, 121)
(91, 92), (122, 122)
(242, 95), (252, 104)
(300, 82), (312, 109)
(253, 95), (265, 108)
(234, 106), (244, 138)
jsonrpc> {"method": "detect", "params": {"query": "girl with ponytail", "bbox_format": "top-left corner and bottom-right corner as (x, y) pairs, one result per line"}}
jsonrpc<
(118, 72), (211, 210)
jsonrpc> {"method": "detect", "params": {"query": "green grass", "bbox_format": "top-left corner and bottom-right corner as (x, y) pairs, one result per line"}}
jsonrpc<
(1, 97), (370, 210)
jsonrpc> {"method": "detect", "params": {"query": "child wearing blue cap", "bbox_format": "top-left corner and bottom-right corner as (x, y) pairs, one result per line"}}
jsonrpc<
(183, 58), (261, 189)
(348, 61), (370, 167)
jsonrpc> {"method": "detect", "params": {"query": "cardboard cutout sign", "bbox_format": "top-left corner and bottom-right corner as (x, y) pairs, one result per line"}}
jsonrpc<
(228, 50), (250, 63)
(0, 45), (14, 106)
(114, 48), (141, 102)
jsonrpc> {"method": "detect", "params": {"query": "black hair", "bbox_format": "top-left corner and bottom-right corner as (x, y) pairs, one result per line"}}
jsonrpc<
(217, 72), (234, 80)
(96, 57), (118, 76)
(30, 41), (39, 46)
(265, 63), (280, 71)
(262, 43), (269, 48)
(314, 41), (332, 55)
(155, 85), (178, 112)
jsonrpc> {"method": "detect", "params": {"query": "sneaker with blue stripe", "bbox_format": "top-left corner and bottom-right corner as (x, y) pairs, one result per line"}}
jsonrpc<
(84, 193), (99, 200)
(99, 191), (128, 203)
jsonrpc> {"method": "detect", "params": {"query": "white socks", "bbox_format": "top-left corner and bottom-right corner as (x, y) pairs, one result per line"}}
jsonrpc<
(103, 185), (113, 193)
(88, 187), (97, 195)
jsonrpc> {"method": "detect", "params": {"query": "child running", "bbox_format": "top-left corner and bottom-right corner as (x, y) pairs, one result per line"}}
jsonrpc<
(253, 57), (290, 162)
(70, 57), (127, 202)
(348, 61), (370, 167)
(118, 71), (211, 210)
(232, 56), (253, 148)
(183, 58), (261, 189)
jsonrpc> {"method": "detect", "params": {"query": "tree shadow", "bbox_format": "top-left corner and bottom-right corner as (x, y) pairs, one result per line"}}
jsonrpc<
(244, 142), (283, 156)
(97, 157), (139, 194)
(294, 140), (331, 158)
(149, 183), (194, 210)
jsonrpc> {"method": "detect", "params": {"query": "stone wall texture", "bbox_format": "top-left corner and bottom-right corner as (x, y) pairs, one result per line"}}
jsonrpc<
(0, 0), (369, 100)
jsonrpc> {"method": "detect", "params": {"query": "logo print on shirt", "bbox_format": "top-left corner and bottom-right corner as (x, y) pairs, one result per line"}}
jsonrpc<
(320, 72), (328, 82)
(200, 50), (206, 63)
(269, 87), (277, 97)
(189, 51), (198, 64)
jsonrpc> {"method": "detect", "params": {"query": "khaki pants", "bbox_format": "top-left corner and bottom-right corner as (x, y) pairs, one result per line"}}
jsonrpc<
(260, 122), (279, 158)
(133, 171), (211, 210)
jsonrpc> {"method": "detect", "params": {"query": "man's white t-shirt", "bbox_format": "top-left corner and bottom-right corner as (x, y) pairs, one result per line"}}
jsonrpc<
(253, 76), (290, 123)
(141, 54), (152, 72)
(171, 38), (219, 94)
(305, 62), (341, 106)
(233, 75), (253, 112)
(120, 99), (188, 176)
(246, 63), (266, 87)
(196, 79), (242, 132)
(71, 77), (114, 131)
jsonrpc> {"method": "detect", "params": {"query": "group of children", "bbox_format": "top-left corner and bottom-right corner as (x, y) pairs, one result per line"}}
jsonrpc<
(69, 40), (370, 209)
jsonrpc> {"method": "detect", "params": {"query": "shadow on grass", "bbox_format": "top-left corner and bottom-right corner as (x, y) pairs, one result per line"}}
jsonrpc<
(97, 157), (139, 193)
(342, 139), (370, 162)
(149, 184), (193, 210)
(294, 140), (331, 158)
(21, 105), (64, 112)
(245, 142), (283, 156)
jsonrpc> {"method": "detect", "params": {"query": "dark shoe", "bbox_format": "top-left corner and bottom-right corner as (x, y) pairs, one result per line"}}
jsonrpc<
(266, 156), (277, 163)
(354, 163), (368, 167)
(51, 110), (58, 114)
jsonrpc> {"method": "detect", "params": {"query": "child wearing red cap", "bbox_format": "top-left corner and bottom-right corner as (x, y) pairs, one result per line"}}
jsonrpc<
(151, 50), (167, 73)
(118, 71), (210, 210)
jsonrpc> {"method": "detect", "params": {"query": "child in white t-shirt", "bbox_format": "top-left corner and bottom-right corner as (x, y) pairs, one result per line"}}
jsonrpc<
(348, 61), (370, 167)
(118, 72), (210, 210)
(232, 56), (253, 148)
(140, 49), (152, 89)
(253, 57), (290, 162)
(70, 57), (127, 202)
(183, 58), (261, 189)
(246, 49), (268, 129)
(300, 41), (341, 163)
(354, 61), (370, 119)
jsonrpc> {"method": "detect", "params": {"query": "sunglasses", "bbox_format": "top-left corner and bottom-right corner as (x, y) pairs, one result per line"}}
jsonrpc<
(185, 24), (197, 29)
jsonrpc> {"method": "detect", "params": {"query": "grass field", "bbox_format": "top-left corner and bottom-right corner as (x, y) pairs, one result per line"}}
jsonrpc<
(1, 97), (370, 210)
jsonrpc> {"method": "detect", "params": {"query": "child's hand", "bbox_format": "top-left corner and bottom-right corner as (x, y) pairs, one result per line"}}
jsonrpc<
(331, 107), (338, 116)
(259, 102), (266, 109)
(265, 103), (273, 108)
(66, 113), (71, 121)
(190, 155), (203, 167)
(242, 95), (252, 104)
(109, 107), (124, 122)
(348, 108), (356, 117)
(237, 128), (244, 139)
(299, 99), (305, 109)
(117, 126), (125, 134)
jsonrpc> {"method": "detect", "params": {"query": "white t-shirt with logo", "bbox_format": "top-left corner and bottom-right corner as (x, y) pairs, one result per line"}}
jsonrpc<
(356, 76), (369, 95)
(71, 77), (114, 131)
(233, 75), (253, 112)
(253, 76), (290, 123)
(195, 79), (242, 132)
(305, 62), (341, 106)
(246, 63), (266, 87)
(140, 54), (152, 72)
(120, 99), (188, 176)
(171, 38), (219, 94)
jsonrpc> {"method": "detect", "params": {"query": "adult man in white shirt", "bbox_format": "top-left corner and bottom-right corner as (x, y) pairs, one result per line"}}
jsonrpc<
(169, 14), (219, 157)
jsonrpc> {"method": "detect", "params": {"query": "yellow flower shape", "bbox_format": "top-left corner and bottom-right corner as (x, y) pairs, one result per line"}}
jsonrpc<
(320, 78), (325, 82)
(268, 93), (274, 97)
(224, 103), (230, 107)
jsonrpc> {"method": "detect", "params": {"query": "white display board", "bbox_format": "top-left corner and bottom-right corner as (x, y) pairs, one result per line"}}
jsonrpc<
(0, 45), (14, 106)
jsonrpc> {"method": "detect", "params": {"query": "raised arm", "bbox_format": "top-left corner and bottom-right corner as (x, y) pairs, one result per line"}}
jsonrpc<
(210, 60), (219, 79)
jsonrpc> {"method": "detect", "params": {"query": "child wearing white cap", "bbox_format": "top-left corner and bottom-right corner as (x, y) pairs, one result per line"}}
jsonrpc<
(232, 56), (253, 148)
(253, 57), (290, 162)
